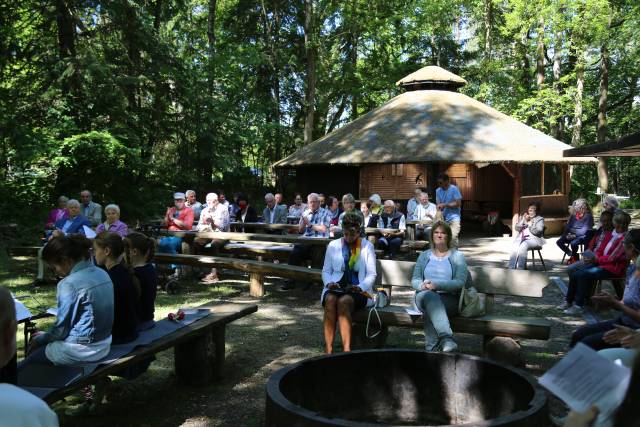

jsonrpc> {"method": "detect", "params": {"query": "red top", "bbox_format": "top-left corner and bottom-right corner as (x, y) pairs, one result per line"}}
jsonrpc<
(594, 231), (629, 277)
(165, 206), (194, 231)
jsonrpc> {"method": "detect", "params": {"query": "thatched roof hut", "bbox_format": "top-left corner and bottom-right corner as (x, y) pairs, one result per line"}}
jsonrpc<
(275, 65), (596, 232)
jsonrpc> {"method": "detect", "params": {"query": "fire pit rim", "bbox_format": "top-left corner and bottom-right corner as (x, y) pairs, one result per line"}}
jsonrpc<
(266, 349), (547, 427)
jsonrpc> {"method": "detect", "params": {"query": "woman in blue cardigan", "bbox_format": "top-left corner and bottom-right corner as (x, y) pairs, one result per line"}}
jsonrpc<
(557, 199), (594, 264)
(412, 221), (468, 352)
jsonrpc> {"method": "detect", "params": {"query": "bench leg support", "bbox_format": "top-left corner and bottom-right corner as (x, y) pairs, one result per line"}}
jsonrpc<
(249, 273), (265, 297)
(175, 325), (226, 385)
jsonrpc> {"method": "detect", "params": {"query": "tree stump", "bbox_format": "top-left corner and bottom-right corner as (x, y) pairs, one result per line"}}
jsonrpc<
(174, 325), (226, 385)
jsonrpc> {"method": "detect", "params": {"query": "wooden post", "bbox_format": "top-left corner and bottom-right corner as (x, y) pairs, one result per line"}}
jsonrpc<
(249, 272), (265, 297)
(512, 164), (521, 237)
(175, 325), (226, 385)
(540, 161), (545, 195)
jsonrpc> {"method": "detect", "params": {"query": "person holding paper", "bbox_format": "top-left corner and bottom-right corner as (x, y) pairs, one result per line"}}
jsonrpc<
(321, 213), (376, 354)
(95, 204), (129, 237)
(570, 229), (640, 350)
(508, 201), (545, 270)
(21, 235), (113, 366)
(411, 221), (468, 352)
(50, 199), (91, 238)
(0, 287), (60, 427)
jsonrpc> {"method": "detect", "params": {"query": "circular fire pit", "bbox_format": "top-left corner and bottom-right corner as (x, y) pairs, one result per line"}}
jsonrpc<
(266, 350), (547, 426)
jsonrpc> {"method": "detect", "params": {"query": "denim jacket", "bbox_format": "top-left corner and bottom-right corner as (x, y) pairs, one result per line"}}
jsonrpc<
(34, 260), (114, 345)
(411, 249), (468, 293)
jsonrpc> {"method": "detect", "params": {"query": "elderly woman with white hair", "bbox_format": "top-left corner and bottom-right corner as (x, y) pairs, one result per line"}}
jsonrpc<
(95, 204), (129, 237)
(557, 198), (594, 264)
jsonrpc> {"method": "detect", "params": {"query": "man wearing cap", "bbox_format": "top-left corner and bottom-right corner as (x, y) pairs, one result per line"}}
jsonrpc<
(80, 190), (102, 227)
(157, 193), (195, 276)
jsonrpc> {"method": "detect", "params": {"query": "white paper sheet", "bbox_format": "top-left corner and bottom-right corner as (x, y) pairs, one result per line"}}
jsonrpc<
(83, 225), (97, 239)
(14, 299), (32, 322)
(539, 343), (631, 425)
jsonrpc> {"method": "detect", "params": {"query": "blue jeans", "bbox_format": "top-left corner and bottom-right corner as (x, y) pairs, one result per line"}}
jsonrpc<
(556, 234), (587, 257)
(566, 266), (613, 307)
(415, 290), (459, 351)
(377, 236), (403, 257)
(158, 236), (183, 269)
(570, 317), (632, 350)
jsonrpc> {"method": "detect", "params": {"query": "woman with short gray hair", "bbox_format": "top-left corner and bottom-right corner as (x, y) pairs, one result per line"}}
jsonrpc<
(96, 204), (129, 237)
(557, 198), (594, 264)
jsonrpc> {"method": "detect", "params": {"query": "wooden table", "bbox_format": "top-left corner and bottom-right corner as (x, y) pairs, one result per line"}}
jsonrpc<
(229, 222), (300, 233)
(405, 220), (434, 240)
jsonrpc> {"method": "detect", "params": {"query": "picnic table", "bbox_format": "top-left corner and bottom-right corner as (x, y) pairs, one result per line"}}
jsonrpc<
(229, 222), (300, 233)
(405, 219), (434, 240)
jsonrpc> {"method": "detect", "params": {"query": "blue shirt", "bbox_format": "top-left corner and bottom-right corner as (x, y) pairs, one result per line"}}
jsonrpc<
(300, 207), (332, 237)
(436, 185), (462, 223)
(34, 260), (114, 345)
(622, 264), (640, 328)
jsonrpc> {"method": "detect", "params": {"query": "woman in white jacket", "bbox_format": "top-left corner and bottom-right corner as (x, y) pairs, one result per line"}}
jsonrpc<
(322, 212), (377, 354)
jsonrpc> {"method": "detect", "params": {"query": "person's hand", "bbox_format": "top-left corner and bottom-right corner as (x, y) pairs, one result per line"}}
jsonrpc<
(563, 406), (599, 427)
(173, 218), (184, 227)
(26, 332), (44, 355)
(523, 213), (530, 222)
(591, 293), (621, 310)
(421, 280), (435, 290)
(603, 324), (634, 345)
(383, 232), (390, 238)
(350, 286), (362, 293)
(302, 215), (310, 225)
(436, 203), (445, 210)
(327, 283), (339, 290)
(620, 330), (640, 349)
(51, 229), (63, 238)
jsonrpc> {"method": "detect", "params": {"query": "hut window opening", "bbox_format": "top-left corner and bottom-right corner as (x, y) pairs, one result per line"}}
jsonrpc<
(544, 163), (563, 195)
(521, 164), (542, 196)
(391, 164), (404, 176)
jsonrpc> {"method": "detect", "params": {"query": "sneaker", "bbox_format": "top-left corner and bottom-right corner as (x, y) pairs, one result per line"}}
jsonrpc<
(556, 302), (571, 310)
(440, 338), (458, 353)
(564, 305), (584, 316)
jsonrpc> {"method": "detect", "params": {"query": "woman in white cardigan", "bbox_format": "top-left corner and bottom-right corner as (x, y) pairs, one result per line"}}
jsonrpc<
(322, 212), (377, 354)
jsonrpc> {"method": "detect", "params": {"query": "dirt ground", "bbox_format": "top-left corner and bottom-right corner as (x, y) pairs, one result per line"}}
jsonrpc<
(4, 232), (622, 426)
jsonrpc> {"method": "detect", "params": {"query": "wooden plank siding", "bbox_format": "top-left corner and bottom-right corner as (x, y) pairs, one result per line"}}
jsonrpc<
(359, 163), (427, 200)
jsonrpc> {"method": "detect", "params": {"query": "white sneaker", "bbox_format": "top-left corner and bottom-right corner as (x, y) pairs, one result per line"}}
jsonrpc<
(440, 338), (458, 353)
(564, 305), (584, 316)
(556, 302), (571, 310)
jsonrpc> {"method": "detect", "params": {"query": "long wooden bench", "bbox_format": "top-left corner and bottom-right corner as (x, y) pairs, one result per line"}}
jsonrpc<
(220, 242), (294, 262)
(351, 260), (551, 358)
(34, 301), (257, 404)
(6, 246), (41, 257)
(154, 253), (322, 297)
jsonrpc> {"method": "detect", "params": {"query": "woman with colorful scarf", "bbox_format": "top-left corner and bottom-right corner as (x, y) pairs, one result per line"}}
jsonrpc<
(321, 213), (377, 354)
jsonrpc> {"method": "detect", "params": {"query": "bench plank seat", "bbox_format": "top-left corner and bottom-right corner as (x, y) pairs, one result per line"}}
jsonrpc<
(41, 301), (257, 404)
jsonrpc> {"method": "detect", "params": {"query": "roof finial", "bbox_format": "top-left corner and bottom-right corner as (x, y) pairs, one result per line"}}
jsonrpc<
(396, 65), (467, 92)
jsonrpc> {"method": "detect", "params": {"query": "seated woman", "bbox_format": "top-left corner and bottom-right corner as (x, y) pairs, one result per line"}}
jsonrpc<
(411, 221), (468, 352)
(569, 229), (640, 351)
(561, 211), (631, 315)
(21, 235), (113, 367)
(45, 195), (69, 229)
(288, 193), (307, 219)
(95, 204), (129, 237)
(508, 202), (545, 270)
(93, 232), (139, 344)
(124, 232), (157, 331)
(567, 210), (614, 274)
(326, 196), (342, 226)
(557, 199), (594, 264)
(322, 213), (376, 354)
(332, 193), (364, 237)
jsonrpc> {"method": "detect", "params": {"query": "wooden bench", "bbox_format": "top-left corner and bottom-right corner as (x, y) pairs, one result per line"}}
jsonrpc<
(38, 301), (257, 404)
(7, 246), (41, 257)
(154, 253), (322, 297)
(352, 260), (551, 358)
(229, 222), (300, 234)
(220, 242), (294, 262)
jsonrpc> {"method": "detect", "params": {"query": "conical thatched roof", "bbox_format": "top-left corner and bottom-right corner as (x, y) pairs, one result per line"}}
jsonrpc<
(396, 65), (467, 87)
(275, 88), (595, 167)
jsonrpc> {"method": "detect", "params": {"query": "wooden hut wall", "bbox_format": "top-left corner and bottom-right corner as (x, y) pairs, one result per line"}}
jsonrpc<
(359, 163), (428, 200)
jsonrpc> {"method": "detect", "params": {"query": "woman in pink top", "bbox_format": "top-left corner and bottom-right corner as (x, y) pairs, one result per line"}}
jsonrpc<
(45, 196), (69, 229)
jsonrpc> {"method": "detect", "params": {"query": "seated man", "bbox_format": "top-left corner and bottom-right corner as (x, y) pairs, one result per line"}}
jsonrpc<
(377, 200), (406, 259)
(196, 193), (230, 283)
(275, 193), (287, 210)
(283, 193), (331, 290)
(0, 287), (59, 426)
(185, 190), (203, 223)
(80, 190), (102, 227)
(263, 193), (288, 234)
(157, 193), (194, 278)
(406, 187), (423, 220)
(411, 192), (436, 241)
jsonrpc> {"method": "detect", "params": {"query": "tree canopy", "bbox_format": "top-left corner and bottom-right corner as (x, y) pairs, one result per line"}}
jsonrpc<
(2, 0), (639, 221)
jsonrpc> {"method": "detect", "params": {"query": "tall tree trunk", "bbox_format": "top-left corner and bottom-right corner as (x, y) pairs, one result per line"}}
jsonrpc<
(571, 52), (584, 147)
(596, 43), (609, 192)
(484, 0), (493, 60)
(207, 0), (217, 97)
(303, 0), (317, 145)
(146, 0), (164, 165)
(551, 28), (563, 139)
(536, 17), (545, 89)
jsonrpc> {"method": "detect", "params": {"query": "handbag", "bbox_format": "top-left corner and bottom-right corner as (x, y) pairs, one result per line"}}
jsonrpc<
(458, 274), (486, 318)
(366, 288), (389, 339)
